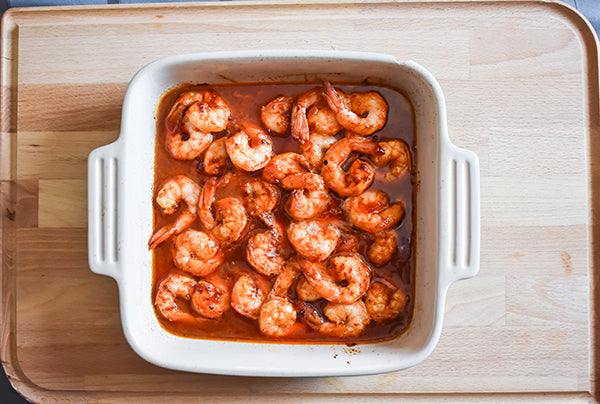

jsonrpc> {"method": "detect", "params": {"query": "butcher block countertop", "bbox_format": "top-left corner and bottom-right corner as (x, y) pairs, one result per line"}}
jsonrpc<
(1, 0), (599, 402)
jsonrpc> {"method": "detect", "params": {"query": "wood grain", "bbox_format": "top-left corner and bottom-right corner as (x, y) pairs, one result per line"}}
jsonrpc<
(1, 0), (599, 402)
(17, 131), (118, 180)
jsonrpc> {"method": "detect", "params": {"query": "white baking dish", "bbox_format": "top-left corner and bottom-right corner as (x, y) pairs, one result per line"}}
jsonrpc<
(87, 50), (480, 377)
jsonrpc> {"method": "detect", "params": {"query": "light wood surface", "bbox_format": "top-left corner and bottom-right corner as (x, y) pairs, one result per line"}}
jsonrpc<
(1, 0), (599, 402)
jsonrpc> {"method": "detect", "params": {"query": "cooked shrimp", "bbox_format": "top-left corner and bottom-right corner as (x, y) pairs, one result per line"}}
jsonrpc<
(155, 273), (197, 322)
(191, 275), (230, 319)
(336, 232), (360, 254)
(199, 178), (249, 246)
(321, 137), (383, 196)
(164, 89), (230, 160)
(231, 273), (270, 320)
(148, 175), (201, 249)
(296, 276), (322, 302)
(269, 260), (300, 298)
(280, 173), (329, 221)
(261, 95), (293, 135)
(344, 190), (405, 233)
(259, 297), (297, 337)
(166, 117), (212, 160)
(214, 170), (242, 189)
(166, 89), (231, 134)
(300, 132), (337, 170)
(300, 300), (370, 338)
(323, 82), (387, 136)
(262, 152), (310, 184)
(203, 137), (229, 176)
(246, 230), (285, 276)
(198, 176), (218, 229)
(172, 229), (223, 277)
(300, 253), (371, 304)
(211, 198), (248, 246)
(225, 123), (273, 172)
(154, 175), (200, 217)
(287, 219), (340, 261)
(307, 99), (342, 136)
(241, 178), (280, 223)
(364, 280), (408, 322)
(372, 139), (412, 180)
(368, 229), (398, 266)
(290, 87), (322, 144)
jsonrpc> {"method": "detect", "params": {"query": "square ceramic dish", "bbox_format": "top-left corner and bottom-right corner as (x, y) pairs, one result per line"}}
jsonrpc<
(87, 50), (480, 377)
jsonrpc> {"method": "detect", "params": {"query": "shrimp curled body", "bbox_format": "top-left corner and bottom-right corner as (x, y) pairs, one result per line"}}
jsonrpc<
(167, 90), (231, 134)
(241, 178), (280, 223)
(226, 124), (273, 172)
(203, 137), (229, 176)
(301, 133), (337, 170)
(301, 300), (371, 338)
(246, 230), (285, 276)
(287, 219), (340, 261)
(148, 175), (201, 249)
(364, 281), (408, 322)
(307, 100), (342, 136)
(172, 229), (223, 277)
(259, 297), (297, 337)
(258, 263), (300, 337)
(191, 276), (230, 319)
(231, 273), (270, 320)
(280, 173), (329, 221)
(368, 229), (398, 266)
(300, 253), (371, 304)
(344, 190), (405, 233)
(321, 137), (383, 197)
(165, 90), (231, 160)
(323, 82), (388, 136)
(210, 198), (248, 246)
(372, 139), (412, 180)
(155, 273), (197, 322)
(166, 119), (212, 160)
(262, 152), (310, 184)
(261, 95), (293, 136)
(199, 177), (249, 246)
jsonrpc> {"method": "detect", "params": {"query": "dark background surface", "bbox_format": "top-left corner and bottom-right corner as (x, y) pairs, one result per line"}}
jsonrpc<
(0, 0), (598, 402)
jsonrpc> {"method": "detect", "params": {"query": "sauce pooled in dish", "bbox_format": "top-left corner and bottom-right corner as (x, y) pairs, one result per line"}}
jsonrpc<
(150, 81), (415, 344)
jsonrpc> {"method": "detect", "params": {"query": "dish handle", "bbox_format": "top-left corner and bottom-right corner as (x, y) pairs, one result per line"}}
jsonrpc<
(88, 141), (121, 280)
(440, 145), (480, 285)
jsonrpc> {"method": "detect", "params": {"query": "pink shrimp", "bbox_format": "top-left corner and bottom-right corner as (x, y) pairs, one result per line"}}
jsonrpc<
(323, 82), (387, 136)
(148, 175), (201, 249)
(320, 137), (384, 196)
(299, 253), (371, 304)
(280, 172), (329, 221)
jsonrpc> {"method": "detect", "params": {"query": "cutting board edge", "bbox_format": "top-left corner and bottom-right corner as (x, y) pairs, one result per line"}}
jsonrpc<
(1, 0), (600, 401)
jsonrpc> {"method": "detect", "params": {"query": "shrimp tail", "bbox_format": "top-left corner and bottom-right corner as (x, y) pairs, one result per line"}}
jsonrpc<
(203, 177), (217, 205)
(296, 301), (324, 329)
(148, 210), (196, 249)
(166, 103), (187, 134)
(198, 177), (218, 230)
(323, 82), (342, 114)
(353, 139), (385, 156)
(148, 226), (172, 250)
(290, 104), (310, 145)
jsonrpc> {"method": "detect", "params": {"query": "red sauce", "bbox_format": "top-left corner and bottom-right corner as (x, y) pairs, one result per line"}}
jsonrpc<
(152, 82), (416, 344)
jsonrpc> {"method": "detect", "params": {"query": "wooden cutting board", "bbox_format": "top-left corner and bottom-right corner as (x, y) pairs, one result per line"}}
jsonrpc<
(1, 0), (599, 402)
